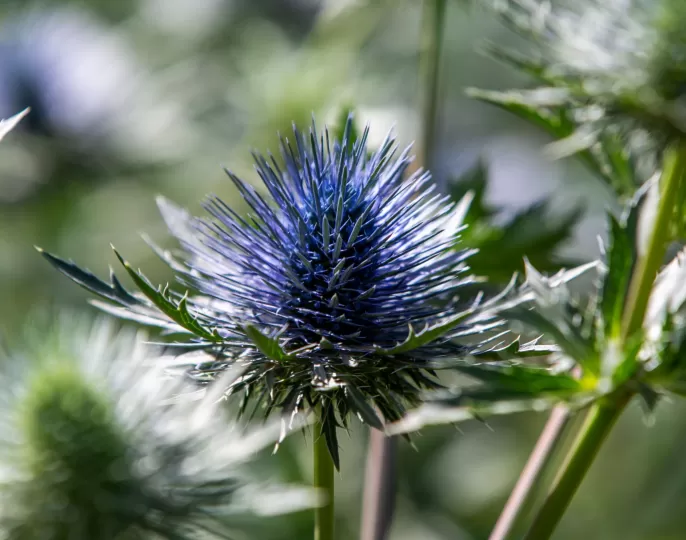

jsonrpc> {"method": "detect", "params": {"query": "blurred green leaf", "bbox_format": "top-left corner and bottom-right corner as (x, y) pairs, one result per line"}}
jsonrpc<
(467, 87), (637, 195)
(453, 363), (582, 395)
(600, 215), (636, 340)
(243, 324), (307, 362)
(449, 161), (582, 283)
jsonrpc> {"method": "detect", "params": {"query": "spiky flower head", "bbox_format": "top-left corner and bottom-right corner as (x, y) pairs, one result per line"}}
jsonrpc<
(475, 0), (686, 189)
(42, 119), (503, 466)
(0, 318), (315, 539)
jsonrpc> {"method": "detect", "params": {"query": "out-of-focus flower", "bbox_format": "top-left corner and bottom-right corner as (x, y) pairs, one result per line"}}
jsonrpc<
(473, 0), (686, 191)
(42, 119), (510, 466)
(0, 318), (316, 539)
(0, 7), (197, 203)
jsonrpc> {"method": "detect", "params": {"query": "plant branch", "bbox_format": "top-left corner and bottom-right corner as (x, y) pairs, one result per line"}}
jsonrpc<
(360, 429), (398, 540)
(488, 405), (572, 540)
(621, 144), (686, 340)
(314, 422), (335, 540)
(522, 393), (631, 540)
(358, 2), (448, 538)
(523, 143), (686, 540)
(419, 0), (447, 172)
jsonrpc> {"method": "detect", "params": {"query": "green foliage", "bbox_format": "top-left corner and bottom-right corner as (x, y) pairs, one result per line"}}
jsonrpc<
(392, 176), (686, 433)
(467, 85), (640, 196)
(472, 1), (674, 197)
(449, 162), (582, 282)
(113, 249), (222, 343)
(373, 311), (483, 356)
(38, 246), (224, 342)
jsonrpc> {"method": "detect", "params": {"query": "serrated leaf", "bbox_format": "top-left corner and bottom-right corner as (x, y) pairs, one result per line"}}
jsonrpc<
(481, 42), (553, 82)
(113, 249), (219, 342)
(89, 300), (188, 334)
(472, 336), (557, 360)
(344, 385), (383, 429)
(467, 88), (636, 194)
(321, 403), (340, 470)
(374, 309), (474, 355)
(453, 363), (582, 395)
(506, 307), (594, 368)
(243, 324), (296, 362)
(38, 248), (139, 306)
(600, 214), (636, 340)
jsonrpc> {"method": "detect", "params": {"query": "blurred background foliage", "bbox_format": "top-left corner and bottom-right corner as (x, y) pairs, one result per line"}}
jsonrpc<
(0, 0), (684, 538)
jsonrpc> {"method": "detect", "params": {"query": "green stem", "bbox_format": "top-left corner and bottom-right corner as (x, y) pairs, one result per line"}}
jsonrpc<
(621, 143), (686, 341)
(523, 143), (686, 540)
(314, 423), (335, 540)
(523, 394), (631, 540)
(419, 0), (447, 171)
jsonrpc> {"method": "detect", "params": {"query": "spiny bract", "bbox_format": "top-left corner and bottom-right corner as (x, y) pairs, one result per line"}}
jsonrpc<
(0, 318), (315, 539)
(42, 119), (502, 466)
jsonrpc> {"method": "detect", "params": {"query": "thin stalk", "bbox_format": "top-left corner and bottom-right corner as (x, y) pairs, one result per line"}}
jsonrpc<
(358, 2), (448, 538)
(314, 423), (335, 540)
(419, 0), (448, 172)
(360, 430), (398, 540)
(621, 143), (686, 340)
(488, 405), (572, 540)
(523, 143), (686, 540)
(522, 394), (631, 540)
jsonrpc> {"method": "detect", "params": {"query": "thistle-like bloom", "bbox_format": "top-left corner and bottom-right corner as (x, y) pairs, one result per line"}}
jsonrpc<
(476, 0), (686, 189)
(42, 119), (501, 465)
(0, 318), (315, 539)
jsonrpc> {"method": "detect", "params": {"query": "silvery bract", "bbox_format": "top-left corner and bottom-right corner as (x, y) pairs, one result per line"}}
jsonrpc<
(0, 318), (315, 539)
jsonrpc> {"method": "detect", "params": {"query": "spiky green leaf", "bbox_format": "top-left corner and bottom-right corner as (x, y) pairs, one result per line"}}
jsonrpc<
(243, 324), (296, 363)
(113, 249), (219, 342)
(373, 310), (474, 356)
(344, 385), (383, 430)
(38, 248), (139, 306)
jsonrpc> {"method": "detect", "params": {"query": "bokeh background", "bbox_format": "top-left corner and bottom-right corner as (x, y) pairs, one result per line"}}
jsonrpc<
(1, 0), (685, 538)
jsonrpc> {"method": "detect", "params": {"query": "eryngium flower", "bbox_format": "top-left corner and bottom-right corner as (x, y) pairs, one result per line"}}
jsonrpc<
(42, 120), (499, 466)
(479, 0), (686, 179)
(0, 318), (315, 539)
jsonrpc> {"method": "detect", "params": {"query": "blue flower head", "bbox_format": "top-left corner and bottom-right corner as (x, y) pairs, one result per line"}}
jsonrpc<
(42, 118), (498, 466)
